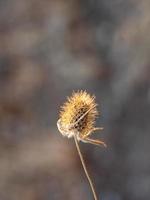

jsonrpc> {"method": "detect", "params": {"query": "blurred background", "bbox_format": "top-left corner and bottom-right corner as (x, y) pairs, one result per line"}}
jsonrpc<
(0, 0), (150, 200)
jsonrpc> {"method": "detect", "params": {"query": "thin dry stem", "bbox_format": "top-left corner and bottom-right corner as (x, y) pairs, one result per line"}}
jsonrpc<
(74, 136), (99, 200)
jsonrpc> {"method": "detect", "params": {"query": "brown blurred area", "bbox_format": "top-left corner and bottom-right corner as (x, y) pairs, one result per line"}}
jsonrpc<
(0, 0), (150, 200)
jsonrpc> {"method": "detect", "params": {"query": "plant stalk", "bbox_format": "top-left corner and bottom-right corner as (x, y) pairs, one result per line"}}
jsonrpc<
(74, 136), (98, 200)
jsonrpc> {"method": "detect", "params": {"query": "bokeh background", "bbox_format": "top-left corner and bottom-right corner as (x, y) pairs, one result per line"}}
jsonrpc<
(0, 0), (150, 200)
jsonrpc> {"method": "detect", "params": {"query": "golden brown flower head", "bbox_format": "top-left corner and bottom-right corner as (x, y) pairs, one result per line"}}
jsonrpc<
(57, 90), (106, 147)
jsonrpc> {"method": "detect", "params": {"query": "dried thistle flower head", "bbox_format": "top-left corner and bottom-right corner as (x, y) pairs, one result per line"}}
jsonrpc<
(57, 90), (106, 147)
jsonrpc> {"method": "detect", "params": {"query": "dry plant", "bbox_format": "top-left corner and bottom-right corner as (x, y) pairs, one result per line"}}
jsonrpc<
(57, 90), (106, 200)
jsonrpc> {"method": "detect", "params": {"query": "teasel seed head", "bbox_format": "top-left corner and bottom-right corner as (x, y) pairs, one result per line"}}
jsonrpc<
(57, 90), (105, 147)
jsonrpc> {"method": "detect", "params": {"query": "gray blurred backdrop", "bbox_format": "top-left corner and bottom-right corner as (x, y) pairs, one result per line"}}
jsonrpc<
(0, 0), (150, 200)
